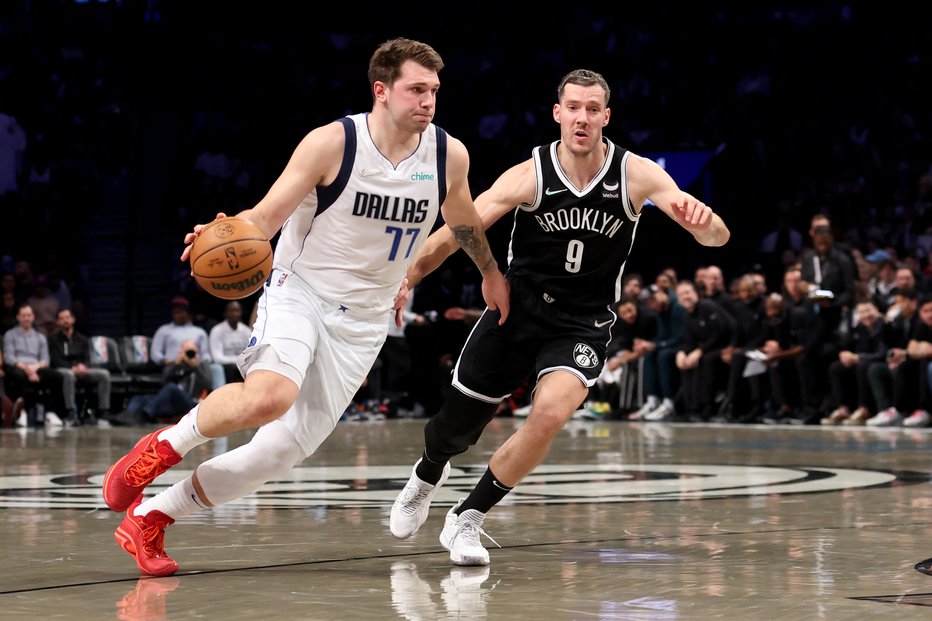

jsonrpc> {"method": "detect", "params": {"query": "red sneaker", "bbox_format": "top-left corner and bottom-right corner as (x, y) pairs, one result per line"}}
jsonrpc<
(103, 426), (182, 512)
(114, 495), (179, 577)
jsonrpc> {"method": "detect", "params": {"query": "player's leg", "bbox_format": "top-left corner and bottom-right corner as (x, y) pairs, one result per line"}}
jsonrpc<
(440, 371), (589, 565)
(113, 295), (383, 576)
(114, 418), (306, 576)
(102, 370), (299, 513)
(391, 308), (530, 539)
(103, 280), (314, 513)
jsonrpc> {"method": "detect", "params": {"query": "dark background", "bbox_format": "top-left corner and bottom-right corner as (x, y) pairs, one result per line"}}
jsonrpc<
(1, 1), (929, 336)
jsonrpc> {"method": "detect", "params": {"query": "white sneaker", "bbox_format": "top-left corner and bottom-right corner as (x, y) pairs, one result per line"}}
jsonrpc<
(628, 399), (658, 420)
(390, 458), (451, 539)
(644, 401), (674, 421)
(439, 499), (498, 566)
(44, 411), (64, 427)
(903, 410), (931, 428)
(866, 407), (903, 427)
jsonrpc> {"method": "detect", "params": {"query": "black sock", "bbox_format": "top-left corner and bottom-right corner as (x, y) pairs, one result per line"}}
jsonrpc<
(456, 467), (512, 515)
(414, 450), (447, 485)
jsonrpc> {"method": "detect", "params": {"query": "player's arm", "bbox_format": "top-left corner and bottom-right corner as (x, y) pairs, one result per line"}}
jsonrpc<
(432, 138), (512, 322)
(407, 157), (536, 285)
(181, 123), (344, 260)
(626, 154), (730, 247)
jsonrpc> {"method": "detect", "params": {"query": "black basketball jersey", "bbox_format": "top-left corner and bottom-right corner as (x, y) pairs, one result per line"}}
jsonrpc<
(506, 138), (640, 313)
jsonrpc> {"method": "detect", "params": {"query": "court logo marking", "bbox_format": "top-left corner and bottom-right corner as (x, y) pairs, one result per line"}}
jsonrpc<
(0, 464), (914, 510)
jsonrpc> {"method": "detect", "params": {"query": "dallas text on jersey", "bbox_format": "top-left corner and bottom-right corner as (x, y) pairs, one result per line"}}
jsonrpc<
(352, 192), (429, 224)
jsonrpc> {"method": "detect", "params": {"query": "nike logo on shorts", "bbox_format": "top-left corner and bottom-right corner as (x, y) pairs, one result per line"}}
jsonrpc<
(545, 187), (568, 195)
(594, 319), (613, 328)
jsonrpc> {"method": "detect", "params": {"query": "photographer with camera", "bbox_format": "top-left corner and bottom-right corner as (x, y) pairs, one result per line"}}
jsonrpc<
(110, 340), (213, 426)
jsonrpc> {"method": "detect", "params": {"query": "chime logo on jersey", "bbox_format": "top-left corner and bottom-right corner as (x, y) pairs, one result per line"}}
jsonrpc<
(352, 192), (429, 223)
(0, 464), (914, 510)
(573, 343), (599, 368)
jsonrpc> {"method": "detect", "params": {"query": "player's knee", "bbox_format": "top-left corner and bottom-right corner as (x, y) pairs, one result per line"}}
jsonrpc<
(525, 404), (570, 437)
(237, 374), (299, 426)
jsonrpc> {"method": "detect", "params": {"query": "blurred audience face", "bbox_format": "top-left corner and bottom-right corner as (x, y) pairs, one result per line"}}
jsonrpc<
(645, 287), (670, 313)
(812, 226), (833, 255)
(622, 275), (644, 299)
(674, 281), (699, 312)
(617, 300), (638, 324)
(224, 301), (243, 326)
(16, 305), (35, 330)
(855, 302), (880, 327)
(783, 268), (805, 301)
(920, 300), (932, 326)
(894, 268), (916, 290)
(705, 266), (725, 296)
(736, 275), (758, 303)
(57, 308), (76, 332)
(764, 293), (786, 320)
(171, 307), (191, 325)
(655, 272), (675, 292)
(694, 267), (708, 294)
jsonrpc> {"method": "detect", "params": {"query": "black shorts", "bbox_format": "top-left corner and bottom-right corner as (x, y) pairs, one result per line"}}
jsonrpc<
(452, 277), (615, 402)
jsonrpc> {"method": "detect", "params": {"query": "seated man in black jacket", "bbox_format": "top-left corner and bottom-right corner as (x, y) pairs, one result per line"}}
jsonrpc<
(48, 308), (112, 425)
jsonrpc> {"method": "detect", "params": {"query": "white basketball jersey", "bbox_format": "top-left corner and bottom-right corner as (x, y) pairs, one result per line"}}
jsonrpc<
(274, 113), (448, 312)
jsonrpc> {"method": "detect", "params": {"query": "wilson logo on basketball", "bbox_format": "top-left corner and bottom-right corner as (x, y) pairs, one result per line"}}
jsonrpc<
(210, 270), (266, 293)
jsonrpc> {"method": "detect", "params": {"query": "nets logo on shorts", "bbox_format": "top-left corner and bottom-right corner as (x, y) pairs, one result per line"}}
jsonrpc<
(573, 343), (599, 368)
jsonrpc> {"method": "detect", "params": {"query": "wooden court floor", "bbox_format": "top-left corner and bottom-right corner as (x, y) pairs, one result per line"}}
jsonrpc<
(1, 418), (931, 620)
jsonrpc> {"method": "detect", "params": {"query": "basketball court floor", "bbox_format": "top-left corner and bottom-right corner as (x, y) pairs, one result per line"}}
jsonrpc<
(1, 418), (931, 619)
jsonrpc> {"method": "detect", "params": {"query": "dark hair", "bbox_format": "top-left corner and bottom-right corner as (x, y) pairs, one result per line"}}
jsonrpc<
(368, 38), (444, 92)
(557, 69), (610, 105)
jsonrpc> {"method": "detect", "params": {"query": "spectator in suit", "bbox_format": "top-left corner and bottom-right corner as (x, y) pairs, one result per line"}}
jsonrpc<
(674, 279), (736, 421)
(48, 308), (112, 425)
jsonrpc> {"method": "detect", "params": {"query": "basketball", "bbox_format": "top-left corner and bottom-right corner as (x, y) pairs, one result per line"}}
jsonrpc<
(189, 217), (273, 300)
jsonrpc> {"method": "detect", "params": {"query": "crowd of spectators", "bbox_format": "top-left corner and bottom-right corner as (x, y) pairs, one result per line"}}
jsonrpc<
(1, 2), (931, 427)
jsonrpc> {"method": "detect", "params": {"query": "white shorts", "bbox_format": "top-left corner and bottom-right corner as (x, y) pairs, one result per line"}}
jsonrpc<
(237, 269), (390, 456)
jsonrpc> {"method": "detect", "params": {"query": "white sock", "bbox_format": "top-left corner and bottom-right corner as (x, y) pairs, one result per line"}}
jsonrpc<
(644, 396), (659, 409)
(135, 476), (208, 520)
(661, 398), (674, 409)
(158, 405), (208, 457)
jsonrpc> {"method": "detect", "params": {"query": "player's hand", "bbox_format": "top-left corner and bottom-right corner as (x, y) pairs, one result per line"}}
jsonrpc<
(670, 197), (712, 230)
(180, 212), (227, 262)
(392, 277), (410, 328)
(481, 269), (510, 325)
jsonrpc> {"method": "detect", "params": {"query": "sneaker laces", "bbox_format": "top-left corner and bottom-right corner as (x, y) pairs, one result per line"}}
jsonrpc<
(140, 518), (170, 558)
(125, 442), (171, 486)
(456, 517), (501, 550)
(396, 482), (432, 516)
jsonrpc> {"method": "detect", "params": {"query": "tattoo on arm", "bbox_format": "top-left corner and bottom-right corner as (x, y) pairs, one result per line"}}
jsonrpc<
(451, 225), (495, 272)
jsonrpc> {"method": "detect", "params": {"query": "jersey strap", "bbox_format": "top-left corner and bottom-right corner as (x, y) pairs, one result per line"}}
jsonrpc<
(317, 117), (358, 215)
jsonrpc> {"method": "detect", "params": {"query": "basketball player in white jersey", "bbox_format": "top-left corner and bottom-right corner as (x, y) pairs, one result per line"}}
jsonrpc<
(389, 69), (730, 566)
(101, 38), (510, 577)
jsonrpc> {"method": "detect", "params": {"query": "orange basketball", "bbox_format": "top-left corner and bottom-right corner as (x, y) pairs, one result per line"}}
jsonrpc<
(189, 217), (273, 300)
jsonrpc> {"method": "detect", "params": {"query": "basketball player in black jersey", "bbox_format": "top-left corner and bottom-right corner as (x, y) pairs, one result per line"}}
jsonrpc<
(390, 69), (730, 566)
